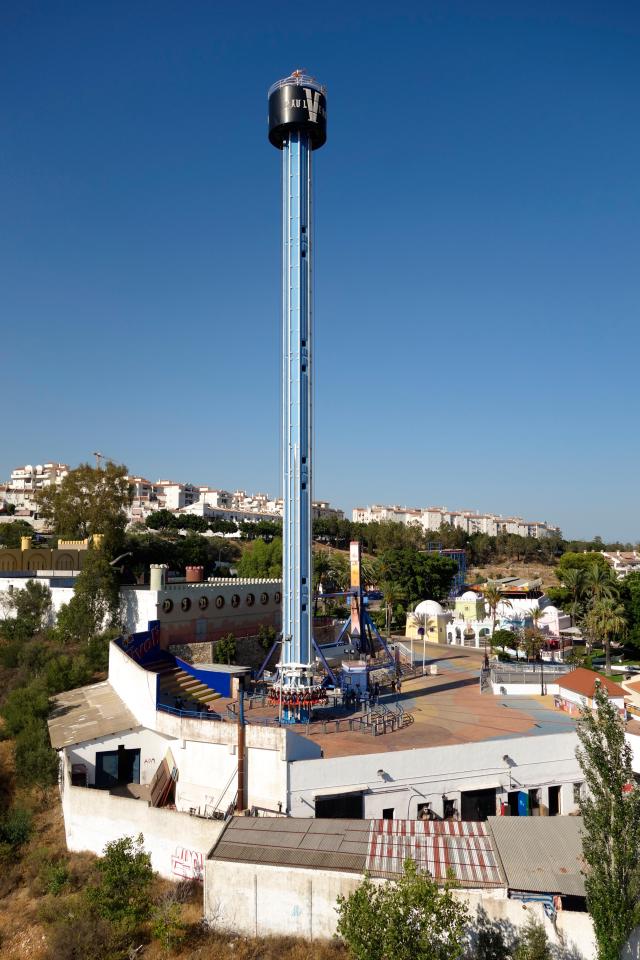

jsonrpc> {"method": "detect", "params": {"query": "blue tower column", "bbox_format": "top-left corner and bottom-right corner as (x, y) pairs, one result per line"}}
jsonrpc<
(269, 72), (327, 720)
(282, 129), (313, 686)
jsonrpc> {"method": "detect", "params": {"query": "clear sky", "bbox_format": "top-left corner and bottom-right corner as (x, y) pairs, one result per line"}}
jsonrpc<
(2, 2), (638, 541)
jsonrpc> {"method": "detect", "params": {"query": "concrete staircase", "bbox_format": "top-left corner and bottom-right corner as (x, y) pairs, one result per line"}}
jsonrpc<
(148, 657), (222, 709)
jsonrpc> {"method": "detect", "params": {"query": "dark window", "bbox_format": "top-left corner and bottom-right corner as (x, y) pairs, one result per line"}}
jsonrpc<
(460, 788), (496, 822)
(95, 747), (140, 789)
(315, 792), (363, 819)
(382, 808), (394, 820)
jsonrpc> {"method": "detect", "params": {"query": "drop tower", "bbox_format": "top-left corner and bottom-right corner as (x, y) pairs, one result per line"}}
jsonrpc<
(268, 71), (327, 718)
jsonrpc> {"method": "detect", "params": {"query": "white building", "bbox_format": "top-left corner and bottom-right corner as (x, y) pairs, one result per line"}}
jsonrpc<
(352, 503), (560, 539)
(601, 550), (640, 579)
(3, 462), (69, 514)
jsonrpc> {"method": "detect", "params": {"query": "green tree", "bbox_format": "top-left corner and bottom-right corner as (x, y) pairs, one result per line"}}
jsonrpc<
(145, 509), (176, 530)
(56, 549), (121, 643)
(236, 537), (282, 578)
(576, 684), (640, 960)
(584, 598), (626, 675)
(512, 916), (551, 960)
(14, 718), (58, 788)
(585, 562), (618, 605)
(556, 551), (610, 582)
(482, 584), (512, 638)
(336, 858), (468, 960)
(378, 549), (457, 606)
(0, 519), (35, 548)
(0, 579), (52, 642)
(87, 833), (153, 929)
(621, 571), (640, 650)
(380, 581), (407, 637)
(558, 566), (586, 625)
(35, 461), (131, 547)
(213, 633), (236, 664)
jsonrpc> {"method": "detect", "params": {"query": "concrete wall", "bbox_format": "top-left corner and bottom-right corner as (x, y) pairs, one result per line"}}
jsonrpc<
(204, 860), (598, 958)
(287, 732), (584, 819)
(60, 767), (225, 880)
(157, 580), (281, 649)
(0, 575), (75, 623)
(109, 642), (159, 729)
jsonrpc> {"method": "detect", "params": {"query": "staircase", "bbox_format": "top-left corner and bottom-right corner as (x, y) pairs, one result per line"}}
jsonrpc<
(147, 656), (222, 710)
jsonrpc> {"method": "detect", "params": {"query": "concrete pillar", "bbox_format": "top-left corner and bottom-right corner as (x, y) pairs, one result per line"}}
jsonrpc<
(150, 564), (168, 590)
(186, 566), (204, 583)
(20, 536), (31, 551)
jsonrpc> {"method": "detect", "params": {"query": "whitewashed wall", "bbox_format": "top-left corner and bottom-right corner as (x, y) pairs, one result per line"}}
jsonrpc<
(288, 732), (584, 819)
(204, 859), (599, 958)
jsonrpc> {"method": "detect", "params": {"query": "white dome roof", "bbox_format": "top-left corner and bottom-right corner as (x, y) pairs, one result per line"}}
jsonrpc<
(460, 591), (479, 601)
(542, 605), (558, 614)
(415, 599), (444, 616)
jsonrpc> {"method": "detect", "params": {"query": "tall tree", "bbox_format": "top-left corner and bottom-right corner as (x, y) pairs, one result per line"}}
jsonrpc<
(584, 598), (626, 675)
(559, 566), (586, 625)
(380, 581), (407, 637)
(482, 584), (512, 637)
(585, 562), (618, 605)
(577, 684), (640, 960)
(35, 461), (131, 549)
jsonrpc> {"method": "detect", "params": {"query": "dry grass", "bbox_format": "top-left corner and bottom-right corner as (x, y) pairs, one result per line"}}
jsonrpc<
(145, 929), (349, 960)
(469, 561), (560, 591)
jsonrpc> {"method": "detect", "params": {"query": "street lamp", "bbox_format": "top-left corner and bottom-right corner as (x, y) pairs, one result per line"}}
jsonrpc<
(418, 626), (426, 674)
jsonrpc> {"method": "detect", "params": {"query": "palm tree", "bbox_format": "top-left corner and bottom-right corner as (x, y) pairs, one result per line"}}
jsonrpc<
(312, 549), (333, 615)
(524, 607), (545, 663)
(559, 567), (586, 625)
(585, 598), (626, 675)
(380, 581), (407, 637)
(585, 563), (617, 604)
(482, 584), (512, 637)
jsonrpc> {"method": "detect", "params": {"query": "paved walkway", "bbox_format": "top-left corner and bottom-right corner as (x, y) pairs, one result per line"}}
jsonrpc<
(234, 644), (578, 759)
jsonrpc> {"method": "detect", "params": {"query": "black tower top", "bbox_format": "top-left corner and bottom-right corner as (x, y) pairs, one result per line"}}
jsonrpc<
(268, 72), (327, 150)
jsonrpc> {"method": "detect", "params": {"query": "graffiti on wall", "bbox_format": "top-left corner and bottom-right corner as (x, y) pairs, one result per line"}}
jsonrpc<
(171, 846), (204, 880)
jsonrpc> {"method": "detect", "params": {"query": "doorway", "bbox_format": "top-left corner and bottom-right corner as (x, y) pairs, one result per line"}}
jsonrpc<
(461, 788), (496, 821)
(96, 747), (141, 788)
(548, 785), (561, 816)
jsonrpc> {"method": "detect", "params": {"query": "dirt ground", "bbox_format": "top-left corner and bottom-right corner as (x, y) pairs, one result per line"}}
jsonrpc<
(468, 561), (560, 591)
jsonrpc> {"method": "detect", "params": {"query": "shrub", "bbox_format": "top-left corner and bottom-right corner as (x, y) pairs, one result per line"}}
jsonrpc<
(14, 719), (59, 788)
(1, 680), (50, 736)
(87, 833), (153, 928)
(512, 917), (551, 960)
(0, 804), (32, 848)
(336, 859), (468, 960)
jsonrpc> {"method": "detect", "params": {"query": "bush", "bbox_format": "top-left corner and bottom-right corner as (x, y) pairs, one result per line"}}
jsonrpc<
(1, 680), (50, 736)
(14, 719), (59, 788)
(513, 917), (551, 960)
(87, 834), (153, 928)
(213, 633), (236, 665)
(336, 858), (468, 960)
(0, 804), (32, 848)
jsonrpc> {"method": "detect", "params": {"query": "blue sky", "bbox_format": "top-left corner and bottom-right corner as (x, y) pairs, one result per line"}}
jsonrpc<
(2, 2), (638, 541)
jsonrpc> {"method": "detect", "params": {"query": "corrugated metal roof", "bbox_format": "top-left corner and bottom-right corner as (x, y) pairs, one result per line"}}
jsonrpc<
(210, 818), (504, 887)
(487, 816), (586, 897)
(48, 681), (138, 749)
(366, 820), (504, 887)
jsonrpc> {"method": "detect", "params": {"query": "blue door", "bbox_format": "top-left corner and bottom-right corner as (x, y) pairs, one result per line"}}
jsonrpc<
(518, 791), (529, 816)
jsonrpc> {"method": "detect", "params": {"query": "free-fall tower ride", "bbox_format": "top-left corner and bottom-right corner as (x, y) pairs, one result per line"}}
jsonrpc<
(268, 71), (327, 706)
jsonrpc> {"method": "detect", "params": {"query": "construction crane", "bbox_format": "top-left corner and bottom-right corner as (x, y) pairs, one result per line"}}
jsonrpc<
(92, 451), (120, 469)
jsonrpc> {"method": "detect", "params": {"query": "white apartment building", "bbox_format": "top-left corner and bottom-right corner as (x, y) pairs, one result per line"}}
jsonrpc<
(3, 462), (69, 514)
(601, 551), (640, 579)
(352, 503), (560, 539)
